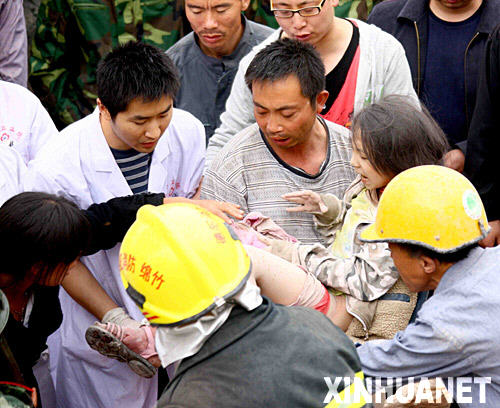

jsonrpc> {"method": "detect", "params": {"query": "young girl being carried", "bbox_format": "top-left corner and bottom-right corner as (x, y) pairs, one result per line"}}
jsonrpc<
(251, 96), (450, 335)
(86, 97), (449, 375)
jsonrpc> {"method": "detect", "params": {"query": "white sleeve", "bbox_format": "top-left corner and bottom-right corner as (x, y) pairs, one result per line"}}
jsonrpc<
(23, 156), (89, 208)
(182, 119), (206, 198)
(382, 35), (420, 107)
(28, 98), (59, 162)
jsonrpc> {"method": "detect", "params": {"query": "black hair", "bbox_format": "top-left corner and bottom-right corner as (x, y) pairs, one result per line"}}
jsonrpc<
(400, 243), (476, 264)
(0, 192), (91, 285)
(351, 96), (449, 177)
(244, 38), (325, 105)
(97, 41), (180, 118)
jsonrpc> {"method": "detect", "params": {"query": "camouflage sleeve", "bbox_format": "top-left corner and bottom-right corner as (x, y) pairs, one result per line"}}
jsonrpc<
(312, 193), (347, 247)
(29, 0), (95, 129)
(269, 230), (399, 302)
(334, 0), (382, 21)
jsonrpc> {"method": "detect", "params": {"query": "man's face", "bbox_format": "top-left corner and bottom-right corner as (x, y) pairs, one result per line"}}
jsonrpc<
(388, 244), (433, 292)
(272, 0), (336, 47)
(186, 0), (250, 58)
(252, 75), (320, 153)
(106, 95), (173, 153)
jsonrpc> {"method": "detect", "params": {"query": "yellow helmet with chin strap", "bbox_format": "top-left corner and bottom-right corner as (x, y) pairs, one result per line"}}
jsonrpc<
(119, 203), (251, 326)
(360, 165), (489, 252)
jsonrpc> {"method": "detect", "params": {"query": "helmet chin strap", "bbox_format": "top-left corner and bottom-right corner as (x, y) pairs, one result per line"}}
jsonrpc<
(478, 220), (490, 238)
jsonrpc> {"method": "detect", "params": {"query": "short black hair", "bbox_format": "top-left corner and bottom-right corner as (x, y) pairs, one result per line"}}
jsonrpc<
(351, 96), (449, 177)
(244, 38), (325, 105)
(0, 192), (91, 285)
(97, 41), (180, 118)
(400, 243), (476, 264)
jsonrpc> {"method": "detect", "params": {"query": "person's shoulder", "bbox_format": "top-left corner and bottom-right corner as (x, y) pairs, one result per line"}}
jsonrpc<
(165, 108), (205, 146)
(242, 29), (281, 64)
(0, 80), (42, 106)
(209, 123), (262, 171)
(169, 108), (205, 132)
(166, 33), (196, 62)
(368, 0), (408, 21)
(325, 120), (351, 144)
(356, 18), (407, 53)
(246, 19), (275, 42)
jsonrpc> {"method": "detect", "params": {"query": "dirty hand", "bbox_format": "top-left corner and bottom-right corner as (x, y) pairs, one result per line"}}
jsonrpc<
(444, 149), (465, 173)
(282, 190), (328, 214)
(480, 220), (500, 248)
(192, 199), (244, 223)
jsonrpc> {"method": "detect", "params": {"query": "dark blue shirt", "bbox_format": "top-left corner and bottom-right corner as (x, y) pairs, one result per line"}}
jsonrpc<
(421, 8), (481, 146)
(110, 147), (151, 194)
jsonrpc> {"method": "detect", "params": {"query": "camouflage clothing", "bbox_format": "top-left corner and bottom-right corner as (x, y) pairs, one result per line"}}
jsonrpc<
(29, 0), (188, 129)
(270, 176), (398, 303)
(335, 0), (382, 21)
(245, 0), (278, 28)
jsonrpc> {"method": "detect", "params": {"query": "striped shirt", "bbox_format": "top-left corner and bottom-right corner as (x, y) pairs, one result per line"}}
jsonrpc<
(201, 118), (356, 245)
(110, 148), (152, 194)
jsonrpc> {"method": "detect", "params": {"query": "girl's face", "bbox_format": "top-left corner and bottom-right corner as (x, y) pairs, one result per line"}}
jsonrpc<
(350, 136), (391, 190)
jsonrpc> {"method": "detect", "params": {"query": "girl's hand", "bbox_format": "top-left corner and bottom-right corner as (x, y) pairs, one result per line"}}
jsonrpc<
(282, 190), (328, 214)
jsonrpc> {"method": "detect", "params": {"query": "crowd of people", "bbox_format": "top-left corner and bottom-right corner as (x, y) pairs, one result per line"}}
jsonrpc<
(0, 0), (499, 407)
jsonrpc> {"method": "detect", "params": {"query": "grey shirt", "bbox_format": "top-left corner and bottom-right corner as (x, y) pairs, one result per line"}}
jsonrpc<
(0, 0), (27, 87)
(201, 118), (356, 245)
(167, 17), (272, 143)
(358, 246), (500, 407)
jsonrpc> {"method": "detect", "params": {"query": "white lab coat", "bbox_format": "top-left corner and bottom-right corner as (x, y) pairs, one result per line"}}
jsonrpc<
(0, 80), (58, 164)
(0, 144), (25, 203)
(24, 108), (206, 408)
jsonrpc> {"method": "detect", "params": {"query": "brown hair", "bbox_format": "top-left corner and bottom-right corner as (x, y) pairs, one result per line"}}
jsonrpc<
(351, 96), (449, 178)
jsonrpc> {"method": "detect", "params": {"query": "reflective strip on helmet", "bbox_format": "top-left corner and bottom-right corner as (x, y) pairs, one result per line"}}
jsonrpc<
(324, 371), (368, 408)
(126, 284), (146, 308)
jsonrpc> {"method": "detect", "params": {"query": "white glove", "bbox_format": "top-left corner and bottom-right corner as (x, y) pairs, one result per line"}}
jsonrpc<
(101, 307), (146, 329)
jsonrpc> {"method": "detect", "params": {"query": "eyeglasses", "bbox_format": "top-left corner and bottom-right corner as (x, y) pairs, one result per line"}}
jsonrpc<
(271, 0), (326, 18)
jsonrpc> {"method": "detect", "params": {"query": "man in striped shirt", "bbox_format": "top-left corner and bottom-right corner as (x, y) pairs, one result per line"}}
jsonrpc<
(202, 39), (356, 245)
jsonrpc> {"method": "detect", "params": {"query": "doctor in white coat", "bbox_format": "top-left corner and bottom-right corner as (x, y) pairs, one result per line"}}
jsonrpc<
(0, 80), (58, 164)
(0, 144), (25, 203)
(24, 42), (206, 408)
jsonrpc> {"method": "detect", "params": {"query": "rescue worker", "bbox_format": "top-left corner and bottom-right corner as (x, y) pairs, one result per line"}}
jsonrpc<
(87, 202), (371, 407)
(357, 165), (500, 407)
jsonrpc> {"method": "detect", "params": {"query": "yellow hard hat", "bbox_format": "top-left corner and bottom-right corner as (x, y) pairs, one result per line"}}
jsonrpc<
(360, 165), (489, 252)
(119, 203), (251, 326)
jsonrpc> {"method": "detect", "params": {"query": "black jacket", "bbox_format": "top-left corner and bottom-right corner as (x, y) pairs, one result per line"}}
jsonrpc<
(367, 0), (500, 152)
(159, 298), (369, 407)
(1, 193), (165, 385)
(465, 26), (500, 220)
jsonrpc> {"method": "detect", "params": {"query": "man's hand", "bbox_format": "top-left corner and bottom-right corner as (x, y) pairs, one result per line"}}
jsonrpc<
(444, 149), (465, 173)
(480, 220), (500, 247)
(192, 199), (244, 223)
(162, 197), (244, 223)
(282, 190), (328, 213)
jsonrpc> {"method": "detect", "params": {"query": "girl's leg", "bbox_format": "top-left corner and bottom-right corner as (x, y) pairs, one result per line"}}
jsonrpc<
(244, 245), (353, 331)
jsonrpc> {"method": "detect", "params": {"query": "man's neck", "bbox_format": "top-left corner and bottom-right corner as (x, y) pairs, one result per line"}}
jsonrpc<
(314, 18), (353, 74)
(429, 0), (482, 22)
(272, 118), (328, 175)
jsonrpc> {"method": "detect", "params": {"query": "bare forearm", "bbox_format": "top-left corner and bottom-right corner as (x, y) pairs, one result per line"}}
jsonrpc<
(62, 261), (117, 320)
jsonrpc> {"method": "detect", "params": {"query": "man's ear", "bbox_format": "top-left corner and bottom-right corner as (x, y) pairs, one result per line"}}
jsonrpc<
(316, 90), (329, 113)
(420, 255), (437, 275)
(97, 98), (111, 121)
(241, 0), (251, 12)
